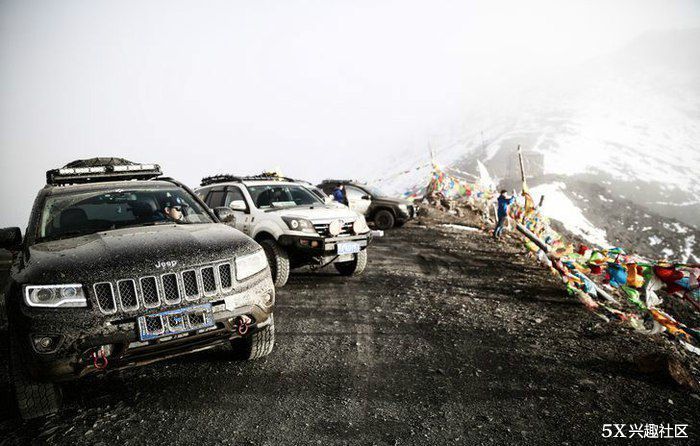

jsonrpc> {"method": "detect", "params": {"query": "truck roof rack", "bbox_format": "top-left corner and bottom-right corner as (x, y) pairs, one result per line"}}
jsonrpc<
(201, 172), (299, 186)
(46, 158), (162, 185)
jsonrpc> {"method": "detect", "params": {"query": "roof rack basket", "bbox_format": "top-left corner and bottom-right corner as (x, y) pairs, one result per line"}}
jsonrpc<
(46, 158), (162, 185)
(201, 172), (298, 186)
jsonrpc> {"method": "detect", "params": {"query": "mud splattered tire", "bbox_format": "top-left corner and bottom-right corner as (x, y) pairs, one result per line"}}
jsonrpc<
(260, 239), (290, 288)
(374, 210), (395, 230)
(9, 331), (62, 420)
(231, 315), (275, 360)
(335, 249), (368, 276)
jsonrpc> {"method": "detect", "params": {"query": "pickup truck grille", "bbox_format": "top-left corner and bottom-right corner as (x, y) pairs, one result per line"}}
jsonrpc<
(313, 221), (354, 238)
(92, 261), (234, 315)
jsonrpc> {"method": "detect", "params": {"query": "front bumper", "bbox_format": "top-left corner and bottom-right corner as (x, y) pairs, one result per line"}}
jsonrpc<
(16, 280), (274, 382)
(278, 232), (371, 257)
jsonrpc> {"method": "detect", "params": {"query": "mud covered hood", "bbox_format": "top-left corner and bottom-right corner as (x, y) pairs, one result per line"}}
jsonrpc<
(20, 223), (258, 284)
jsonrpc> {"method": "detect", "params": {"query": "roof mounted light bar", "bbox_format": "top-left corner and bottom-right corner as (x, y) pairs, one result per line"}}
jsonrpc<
(201, 172), (298, 187)
(112, 163), (158, 172)
(47, 162), (162, 185)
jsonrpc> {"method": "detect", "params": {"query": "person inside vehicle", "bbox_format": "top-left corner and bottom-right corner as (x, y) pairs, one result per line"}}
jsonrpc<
(163, 202), (184, 222)
(332, 183), (347, 205)
(493, 189), (515, 239)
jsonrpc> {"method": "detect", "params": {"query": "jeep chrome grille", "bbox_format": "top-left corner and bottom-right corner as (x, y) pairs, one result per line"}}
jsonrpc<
(140, 277), (160, 308)
(218, 263), (233, 291)
(161, 273), (181, 304)
(182, 270), (199, 299)
(94, 282), (117, 314)
(201, 266), (217, 295)
(92, 261), (234, 315)
(117, 279), (139, 311)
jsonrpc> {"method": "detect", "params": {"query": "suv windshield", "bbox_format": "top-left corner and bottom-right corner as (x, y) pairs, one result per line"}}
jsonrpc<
(37, 186), (213, 242)
(247, 184), (323, 209)
(364, 185), (385, 197)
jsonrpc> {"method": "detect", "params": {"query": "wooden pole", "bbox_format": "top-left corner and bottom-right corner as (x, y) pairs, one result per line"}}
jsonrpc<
(517, 144), (527, 191)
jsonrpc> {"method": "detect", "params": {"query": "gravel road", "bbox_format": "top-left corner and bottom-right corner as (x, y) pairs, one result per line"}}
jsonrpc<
(1, 222), (698, 445)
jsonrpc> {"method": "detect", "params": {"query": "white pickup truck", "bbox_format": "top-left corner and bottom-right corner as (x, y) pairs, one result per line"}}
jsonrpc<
(196, 174), (372, 287)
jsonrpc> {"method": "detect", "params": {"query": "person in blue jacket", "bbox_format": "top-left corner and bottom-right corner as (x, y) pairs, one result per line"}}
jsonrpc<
(332, 183), (347, 205)
(493, 189), (515, 239)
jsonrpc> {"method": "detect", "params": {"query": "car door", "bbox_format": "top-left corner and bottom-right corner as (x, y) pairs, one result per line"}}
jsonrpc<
(205, 187), (226, 209)
(345, 186), (371, 215)
(223, 186), (252, 234)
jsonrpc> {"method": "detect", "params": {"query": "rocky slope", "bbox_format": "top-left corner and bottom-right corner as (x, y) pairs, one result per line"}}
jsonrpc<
(372, 29), (700, 262)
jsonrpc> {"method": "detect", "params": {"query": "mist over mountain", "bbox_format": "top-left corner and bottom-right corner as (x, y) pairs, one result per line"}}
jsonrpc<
(374, 28), (700, 262)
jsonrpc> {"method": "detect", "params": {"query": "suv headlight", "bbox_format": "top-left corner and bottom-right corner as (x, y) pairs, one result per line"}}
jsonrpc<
(398, 204), (409, 214)
(352, 216), (370, 234)
(236, 250), (268, 280)
(282, 216), (317, 234)
(24, 284), (87, 308)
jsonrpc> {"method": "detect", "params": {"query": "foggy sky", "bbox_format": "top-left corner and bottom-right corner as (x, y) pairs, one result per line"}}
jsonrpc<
(1, 0), (699, 228)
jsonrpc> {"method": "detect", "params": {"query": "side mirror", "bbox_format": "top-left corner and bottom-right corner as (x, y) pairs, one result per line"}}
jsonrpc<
(214, 208), (236, 224)
(228, 200), (247, 212)
(361, 195), (371, 200)
(0, 227), (22, 250)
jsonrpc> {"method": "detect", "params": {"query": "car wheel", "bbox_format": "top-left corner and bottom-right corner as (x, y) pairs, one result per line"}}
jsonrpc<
(374, 210), (395, 230)
(260, 239), (290, 287)
(231, 314), (275, 360)
(9, 331), (62, 420)
(334, 249), (368, 276)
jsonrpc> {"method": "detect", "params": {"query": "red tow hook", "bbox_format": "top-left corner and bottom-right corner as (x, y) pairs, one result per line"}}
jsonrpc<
(92, 346), (109, 370)
(235, 315), (252, 336)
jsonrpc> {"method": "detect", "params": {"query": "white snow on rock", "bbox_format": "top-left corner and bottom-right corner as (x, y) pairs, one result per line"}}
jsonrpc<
(681, 235), (698, 263)
(648, 235), (663, 246)
(530, 182), (609, 248)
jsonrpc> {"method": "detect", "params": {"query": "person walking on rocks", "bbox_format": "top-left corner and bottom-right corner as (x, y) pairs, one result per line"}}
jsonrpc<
(493, 190), (514, 239)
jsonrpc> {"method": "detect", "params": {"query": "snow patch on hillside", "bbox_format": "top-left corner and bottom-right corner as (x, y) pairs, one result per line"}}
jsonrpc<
(530, 182), (609, 248)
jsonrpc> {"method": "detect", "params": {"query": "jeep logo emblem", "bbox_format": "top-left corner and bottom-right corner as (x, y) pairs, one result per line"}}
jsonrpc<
(155, 260), (178, 269)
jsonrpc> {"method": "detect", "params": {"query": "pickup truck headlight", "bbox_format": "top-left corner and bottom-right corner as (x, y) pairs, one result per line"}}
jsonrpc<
(24, 284), (87, 308)
(236, 250), (268, 280)
(282, 216), (317, 234)
(352, 216), (370, 234)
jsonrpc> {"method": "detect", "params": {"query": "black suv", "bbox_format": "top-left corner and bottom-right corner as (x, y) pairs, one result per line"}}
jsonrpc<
(318, 180), (416, 230)
(0, 158), (275, 419)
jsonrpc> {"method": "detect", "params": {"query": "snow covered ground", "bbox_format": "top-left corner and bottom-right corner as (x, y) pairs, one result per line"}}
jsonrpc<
(368, 29), (699, 262)
(529, 182), (609, 248)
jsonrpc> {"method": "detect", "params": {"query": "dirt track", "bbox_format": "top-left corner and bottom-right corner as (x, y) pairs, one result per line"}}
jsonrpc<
(1, 222), (698, 445)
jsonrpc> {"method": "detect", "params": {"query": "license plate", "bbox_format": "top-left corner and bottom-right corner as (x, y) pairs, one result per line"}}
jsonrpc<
(337, 242), (361, 255)
(137, 303), (214, 341)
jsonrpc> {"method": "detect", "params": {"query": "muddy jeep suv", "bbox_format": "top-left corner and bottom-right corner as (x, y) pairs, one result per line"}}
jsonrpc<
(0, 159), (275, 419)
(196, 174), (372, 288)
(318, 180), (415, 230)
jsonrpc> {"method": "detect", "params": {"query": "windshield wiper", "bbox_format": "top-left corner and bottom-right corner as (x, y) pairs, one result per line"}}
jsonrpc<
(36, 230), (98, 243)
(115, 220), (174, 230)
